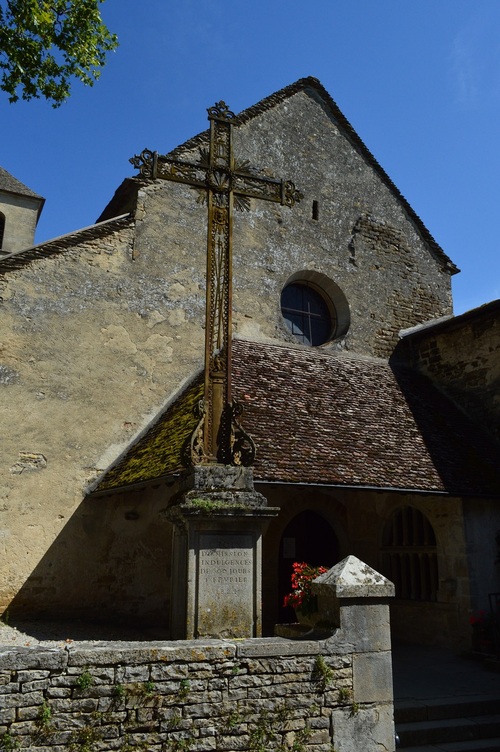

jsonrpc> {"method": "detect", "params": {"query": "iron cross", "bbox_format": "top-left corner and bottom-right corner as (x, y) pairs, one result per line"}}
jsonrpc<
(130, 101), (303, 466)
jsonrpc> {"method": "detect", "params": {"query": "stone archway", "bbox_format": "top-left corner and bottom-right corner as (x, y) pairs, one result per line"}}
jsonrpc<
(278, 510), (340, 623)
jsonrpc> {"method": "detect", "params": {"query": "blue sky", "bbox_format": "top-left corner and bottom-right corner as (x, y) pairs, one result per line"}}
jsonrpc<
(2, 0), (500, 314)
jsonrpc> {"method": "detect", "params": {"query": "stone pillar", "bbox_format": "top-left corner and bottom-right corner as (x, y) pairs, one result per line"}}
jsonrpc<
(313, 555), (396, 752)
(165, 465), (278, 640)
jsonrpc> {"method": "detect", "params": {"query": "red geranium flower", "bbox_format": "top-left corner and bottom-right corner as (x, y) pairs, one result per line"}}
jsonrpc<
(283, 562), (328, 616)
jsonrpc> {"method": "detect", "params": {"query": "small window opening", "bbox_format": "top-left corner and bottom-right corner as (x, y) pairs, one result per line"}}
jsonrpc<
(312, 200), (319, 221)
(0, 213), (5, 250)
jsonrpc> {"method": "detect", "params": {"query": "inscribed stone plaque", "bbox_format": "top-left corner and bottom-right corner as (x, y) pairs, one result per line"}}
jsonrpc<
(197, 533), (255, 638)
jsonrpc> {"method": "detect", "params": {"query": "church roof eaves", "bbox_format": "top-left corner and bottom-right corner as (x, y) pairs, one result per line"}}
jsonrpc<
(0, 214), (133, 272)
(167, 76), (458, 276)
(92, 338), (499, 498)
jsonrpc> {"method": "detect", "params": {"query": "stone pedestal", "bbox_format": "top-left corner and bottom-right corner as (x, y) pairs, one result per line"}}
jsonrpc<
(313, 556), (396, 752)
(166, 465), (278, 639)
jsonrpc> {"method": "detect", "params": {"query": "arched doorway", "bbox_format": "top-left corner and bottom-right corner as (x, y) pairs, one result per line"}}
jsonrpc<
(278, 510), (340, 623)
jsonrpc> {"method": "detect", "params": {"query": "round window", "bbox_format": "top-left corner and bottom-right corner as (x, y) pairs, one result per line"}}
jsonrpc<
(280, 282), (336, 346)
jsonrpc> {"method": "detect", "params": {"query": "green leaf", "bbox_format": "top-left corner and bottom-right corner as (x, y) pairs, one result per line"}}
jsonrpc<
(0, 0), (118, 106)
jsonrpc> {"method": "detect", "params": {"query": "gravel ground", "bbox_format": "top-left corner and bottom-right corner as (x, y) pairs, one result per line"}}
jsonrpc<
(0, 619), (169, 646)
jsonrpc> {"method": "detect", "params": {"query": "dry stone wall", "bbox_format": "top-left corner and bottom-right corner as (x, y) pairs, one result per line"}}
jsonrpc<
(0, 557), (396, 752)
(0, 636), (392, 752)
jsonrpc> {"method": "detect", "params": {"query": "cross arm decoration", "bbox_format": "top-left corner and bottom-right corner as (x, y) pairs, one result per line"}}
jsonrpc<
(130, 101), (303, 467)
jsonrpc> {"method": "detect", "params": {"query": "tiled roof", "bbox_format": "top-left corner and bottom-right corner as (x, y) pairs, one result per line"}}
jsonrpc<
(0, 166), (43, 199)
(96, 376), (204, 493)
(94, 339), (500, 497)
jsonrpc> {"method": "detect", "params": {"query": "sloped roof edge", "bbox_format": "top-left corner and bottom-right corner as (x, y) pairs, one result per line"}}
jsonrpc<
(0, 214), (133, 272)
(399, 298), (500, 342)
(0, 165), (44, 200)
(96, 177), (143, 224)
(165, 76), (457, 276)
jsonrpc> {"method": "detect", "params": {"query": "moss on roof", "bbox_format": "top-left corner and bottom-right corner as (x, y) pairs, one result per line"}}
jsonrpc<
(95, 377), (203, 492)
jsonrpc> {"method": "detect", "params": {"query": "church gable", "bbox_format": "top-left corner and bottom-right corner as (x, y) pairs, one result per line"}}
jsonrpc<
(125, 78), (455, 360)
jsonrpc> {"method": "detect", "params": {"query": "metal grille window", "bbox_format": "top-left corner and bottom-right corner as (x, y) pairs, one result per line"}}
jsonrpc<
(281, 282), (335, 346)
(381, 506), (438, 601)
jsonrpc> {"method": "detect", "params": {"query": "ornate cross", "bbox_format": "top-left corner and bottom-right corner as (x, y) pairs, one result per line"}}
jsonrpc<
(130, 102), (302, 466)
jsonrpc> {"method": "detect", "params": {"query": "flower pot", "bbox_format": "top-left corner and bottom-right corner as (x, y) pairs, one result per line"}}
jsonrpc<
(295, 606), (321, 629)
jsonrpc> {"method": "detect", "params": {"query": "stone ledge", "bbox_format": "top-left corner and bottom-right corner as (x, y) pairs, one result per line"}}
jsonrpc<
(0, 647), (68, 671)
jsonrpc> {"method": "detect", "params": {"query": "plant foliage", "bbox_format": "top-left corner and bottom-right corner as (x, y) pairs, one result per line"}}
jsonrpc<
(0, 0), (117, 106)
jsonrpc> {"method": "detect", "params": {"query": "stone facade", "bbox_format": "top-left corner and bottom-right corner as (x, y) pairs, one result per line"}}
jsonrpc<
(0, 78), (497, 656)
(391, 303), (500, 632)
(134, 87), (454, 360)
(0, 193), (40, 254)
(0, 80), (456, 621)
(261, 485), (473, 648)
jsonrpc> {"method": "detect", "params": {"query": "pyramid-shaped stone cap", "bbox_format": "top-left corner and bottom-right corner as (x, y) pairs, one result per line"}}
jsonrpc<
(313, 555), (395, 599)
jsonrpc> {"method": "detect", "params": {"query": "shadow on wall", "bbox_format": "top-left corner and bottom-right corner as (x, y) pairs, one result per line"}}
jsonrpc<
(389, 361), (500, 497)
(7, 489), (172, 632)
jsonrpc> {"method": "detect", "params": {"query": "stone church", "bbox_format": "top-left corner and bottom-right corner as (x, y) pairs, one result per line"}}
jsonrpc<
(1, 77), (498, 648)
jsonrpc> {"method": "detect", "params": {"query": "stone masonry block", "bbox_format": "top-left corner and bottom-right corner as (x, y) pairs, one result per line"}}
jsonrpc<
(352, 651), (393, 703)
(331, 703), (395, 752)
(339, 602), (392, 652)
(0, 648), (67, 671)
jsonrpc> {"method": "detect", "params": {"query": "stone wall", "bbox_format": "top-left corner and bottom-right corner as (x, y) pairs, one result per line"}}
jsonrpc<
(0, 640), (349, 752)
(0, 558), (395, 752)
(261, 485), (473, 649)
(396, 300), (500, 444)
(160, 87), (454, 360)
(0, 217), (205, 617)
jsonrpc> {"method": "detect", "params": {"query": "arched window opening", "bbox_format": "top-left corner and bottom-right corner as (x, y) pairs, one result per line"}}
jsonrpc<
(280, 270), (350, 348)
(381, 506), (438, 601)
(281, 282), (335, 346)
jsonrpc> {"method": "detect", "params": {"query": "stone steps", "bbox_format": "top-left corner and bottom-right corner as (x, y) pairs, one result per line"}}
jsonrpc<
(395, 695), (500, 751)
(400, 741), (500, 752)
